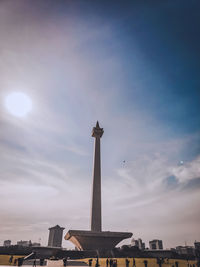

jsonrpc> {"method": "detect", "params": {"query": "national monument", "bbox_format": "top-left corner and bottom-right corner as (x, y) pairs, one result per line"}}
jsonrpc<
(65, 122), (132, 250)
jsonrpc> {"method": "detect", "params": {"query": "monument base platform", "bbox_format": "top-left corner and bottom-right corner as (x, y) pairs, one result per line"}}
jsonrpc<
(65, 230), (132, 250)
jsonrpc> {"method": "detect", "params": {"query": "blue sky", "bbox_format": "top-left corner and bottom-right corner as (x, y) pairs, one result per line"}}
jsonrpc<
(0, 0), (200, 249)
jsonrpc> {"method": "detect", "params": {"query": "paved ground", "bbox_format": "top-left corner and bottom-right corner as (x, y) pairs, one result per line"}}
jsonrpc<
(47, 260), (88, 267)
(0, 260), (88, 267)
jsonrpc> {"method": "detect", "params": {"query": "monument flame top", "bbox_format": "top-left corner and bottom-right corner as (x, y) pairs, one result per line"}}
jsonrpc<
(92, 121), (104, 138)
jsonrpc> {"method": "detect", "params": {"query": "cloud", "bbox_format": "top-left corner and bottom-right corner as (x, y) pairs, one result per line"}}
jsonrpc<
(101, 152), (200, 248)
(163, 175), (179, 190)
(0, 0), (199, 249)
(171, 157), (200, 183)
(181, 177), (200, 191)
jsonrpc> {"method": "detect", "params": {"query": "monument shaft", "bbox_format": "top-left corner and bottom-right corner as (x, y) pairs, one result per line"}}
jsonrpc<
(91, 136), (101, 231)
(91, 121), (104, 232)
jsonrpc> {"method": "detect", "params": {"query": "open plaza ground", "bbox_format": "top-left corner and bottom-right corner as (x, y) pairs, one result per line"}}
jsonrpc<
(0, 256), (198, 267)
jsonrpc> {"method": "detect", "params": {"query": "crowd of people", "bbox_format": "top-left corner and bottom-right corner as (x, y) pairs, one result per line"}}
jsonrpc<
(88, 257), (133, 267)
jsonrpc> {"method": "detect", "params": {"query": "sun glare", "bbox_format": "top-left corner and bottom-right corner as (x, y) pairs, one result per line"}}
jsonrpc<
(5, 92), (32, 117)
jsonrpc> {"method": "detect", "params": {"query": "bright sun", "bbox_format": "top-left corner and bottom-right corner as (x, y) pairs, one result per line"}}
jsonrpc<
(5, 92), (32, 117)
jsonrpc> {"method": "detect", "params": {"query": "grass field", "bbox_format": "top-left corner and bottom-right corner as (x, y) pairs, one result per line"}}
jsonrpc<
(0, 255), (25, 265)
(0, 255), (198, 267)
(77, 257), (197, 267)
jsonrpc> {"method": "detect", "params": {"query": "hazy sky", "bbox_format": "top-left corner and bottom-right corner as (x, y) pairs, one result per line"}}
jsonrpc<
(0, 0), (200, 249)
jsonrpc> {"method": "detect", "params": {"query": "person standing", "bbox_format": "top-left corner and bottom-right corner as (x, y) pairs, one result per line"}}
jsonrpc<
(17, 258), (24, 267)
(40, 259), (44, 266)
(113, 259), (117, 267)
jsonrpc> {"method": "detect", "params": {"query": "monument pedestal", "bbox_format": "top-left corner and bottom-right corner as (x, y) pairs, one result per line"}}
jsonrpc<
(65, 230), (132, 250)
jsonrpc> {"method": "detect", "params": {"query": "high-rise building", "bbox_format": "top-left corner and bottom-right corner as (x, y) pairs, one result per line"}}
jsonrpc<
(3, 240), (11, 247)
(48, 225), (65, 247)
(131, 238), (145, 250)
(149, 239), (163, 250)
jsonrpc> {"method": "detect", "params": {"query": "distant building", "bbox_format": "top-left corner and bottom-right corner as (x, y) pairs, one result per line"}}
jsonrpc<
(194, 241), (200, 257)
(175, 246), (195, 256)
(17, 240), (31, 247)
(31, 242), (41, 247)
(3, 240), (11, 247)
(149, 239), (163, 250)
(194, 241), (200, 250)
(131, 238), (145, 250)
(48, 225), (65, 247)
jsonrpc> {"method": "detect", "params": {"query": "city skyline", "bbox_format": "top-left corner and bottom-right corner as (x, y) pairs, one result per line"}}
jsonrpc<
(0, 0), (200, 249)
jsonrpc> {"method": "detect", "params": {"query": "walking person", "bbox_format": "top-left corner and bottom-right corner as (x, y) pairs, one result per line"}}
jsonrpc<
(88, 259), (93, 266)
(143, 260), (148, 267)
(9, 256), (13, 264)
(126, 258), (130, 267)
(63, 258), (67, 267)
(95, 257), (99, 267)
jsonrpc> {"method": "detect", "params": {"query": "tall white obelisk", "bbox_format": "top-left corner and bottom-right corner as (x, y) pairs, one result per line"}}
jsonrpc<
(65, 122), (132, 250)
(91, 121), (104, 232)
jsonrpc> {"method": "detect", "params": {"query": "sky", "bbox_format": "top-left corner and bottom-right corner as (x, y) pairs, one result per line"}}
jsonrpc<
(0, 0), (200, 249)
